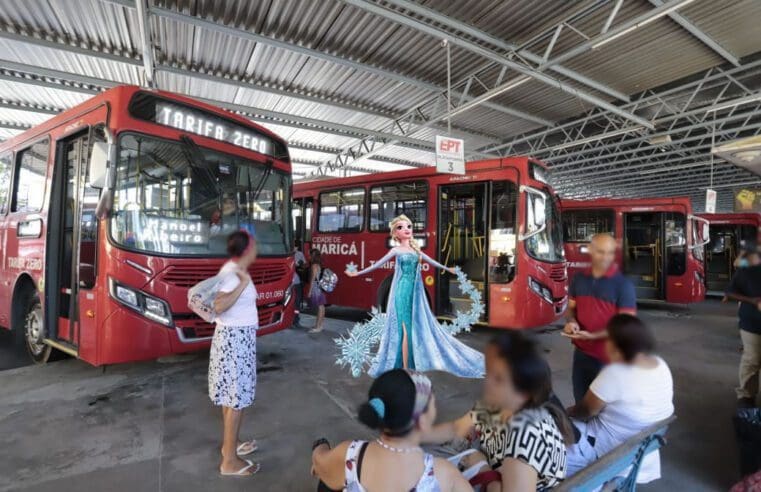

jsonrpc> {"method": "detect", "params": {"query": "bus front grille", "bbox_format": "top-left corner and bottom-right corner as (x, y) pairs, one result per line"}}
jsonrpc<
(549, 264), (567, 282)
(161, 264), (290, 288)
(175, 304), (284, 341)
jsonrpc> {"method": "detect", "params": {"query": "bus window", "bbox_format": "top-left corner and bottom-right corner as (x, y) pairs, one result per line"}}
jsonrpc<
(369, 181), (427, 232)
(318, 188), (365, 233)
(293, 199), (304, 240)
(562, 209), (615, 242)
(489, 181), (518, 283)
(665, 213), (686, 275)
(0, 153), (10, 214)
(13, 140), (49, 213)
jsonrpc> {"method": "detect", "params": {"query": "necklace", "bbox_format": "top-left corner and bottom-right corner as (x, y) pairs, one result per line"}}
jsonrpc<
(375, 438), (422, 454)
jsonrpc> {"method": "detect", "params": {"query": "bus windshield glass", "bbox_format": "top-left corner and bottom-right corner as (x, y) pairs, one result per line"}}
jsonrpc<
(111, 133), (291, 256)
(525, 192), (564, 262)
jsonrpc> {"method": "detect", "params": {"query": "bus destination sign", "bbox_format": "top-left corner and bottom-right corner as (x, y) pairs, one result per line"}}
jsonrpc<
(156, 101), (271, 156)
(129, 92), (287, 158)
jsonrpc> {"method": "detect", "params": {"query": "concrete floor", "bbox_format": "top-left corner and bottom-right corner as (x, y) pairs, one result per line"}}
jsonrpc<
(0, 300), (747, 492)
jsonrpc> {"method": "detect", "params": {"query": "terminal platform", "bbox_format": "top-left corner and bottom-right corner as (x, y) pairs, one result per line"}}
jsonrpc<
(0, 302), (742, 492)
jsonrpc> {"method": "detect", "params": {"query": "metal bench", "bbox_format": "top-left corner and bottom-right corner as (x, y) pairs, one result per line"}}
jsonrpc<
(556, 415), (677, 492)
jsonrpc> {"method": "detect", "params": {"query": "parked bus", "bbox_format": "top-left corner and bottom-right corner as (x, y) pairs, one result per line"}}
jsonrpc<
(561, 197), (709, 303)
(0, 85), (295, 365)
(698, 212), (761, 295)
(293, 158), (567, 330)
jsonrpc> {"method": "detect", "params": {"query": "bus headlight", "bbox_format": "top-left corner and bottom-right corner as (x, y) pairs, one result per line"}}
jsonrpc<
(528, 277), (553, 304)
(109, 278), (173, 327)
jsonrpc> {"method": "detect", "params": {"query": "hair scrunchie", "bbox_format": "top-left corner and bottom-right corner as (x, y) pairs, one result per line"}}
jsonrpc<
(368, 397), (386, 419)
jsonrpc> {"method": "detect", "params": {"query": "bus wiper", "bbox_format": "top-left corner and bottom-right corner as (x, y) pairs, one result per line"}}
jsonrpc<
(179, 135), (222, 195)
(251, 158), (273, 203)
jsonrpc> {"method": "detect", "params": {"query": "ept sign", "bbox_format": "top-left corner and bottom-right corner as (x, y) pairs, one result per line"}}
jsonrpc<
(435, 135), (465, 175)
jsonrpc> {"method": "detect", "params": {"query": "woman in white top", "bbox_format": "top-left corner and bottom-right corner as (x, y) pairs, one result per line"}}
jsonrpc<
(208, 230), (260, 476)
(567, 314), (674, 484)
(311, 369), (471, 492)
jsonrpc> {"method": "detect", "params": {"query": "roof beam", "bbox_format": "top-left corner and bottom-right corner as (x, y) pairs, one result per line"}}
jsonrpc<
(0, 61), (437, 153)
(102, 1), (548, 126)
(342, 0), (654, 130)
(647, 0), (740, 67)
(134, 0), (156, 87)
(380, 0), (630, 102)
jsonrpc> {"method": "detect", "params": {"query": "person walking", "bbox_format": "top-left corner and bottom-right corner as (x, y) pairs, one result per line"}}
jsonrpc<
(209, 230), (260, 476)
(308, 248), (327, 334)
(563, 233), (637, 403)
(292, 239), (308, 329)
(725, 244), (761, 408)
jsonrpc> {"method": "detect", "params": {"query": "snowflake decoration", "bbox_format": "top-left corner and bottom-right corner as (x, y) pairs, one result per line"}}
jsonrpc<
(345, 262), (358, 274)
(335, 267), (484, 377)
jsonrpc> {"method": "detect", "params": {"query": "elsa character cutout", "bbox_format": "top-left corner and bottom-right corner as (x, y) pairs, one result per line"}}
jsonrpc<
(345, 215), (484, 378)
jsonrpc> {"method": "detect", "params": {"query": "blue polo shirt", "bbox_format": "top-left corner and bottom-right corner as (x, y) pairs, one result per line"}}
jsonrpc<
(569, 264), (637, 362)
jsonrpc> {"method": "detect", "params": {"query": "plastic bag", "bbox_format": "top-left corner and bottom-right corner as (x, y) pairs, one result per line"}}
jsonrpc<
(734, 408), (761, 477)
(187, 272), (233, 323)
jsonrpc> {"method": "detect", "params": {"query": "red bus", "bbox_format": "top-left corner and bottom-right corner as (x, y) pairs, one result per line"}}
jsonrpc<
(698, 212), (761, 294)
(293, 158), (567, 330)
(561, 197), (709, 303)
(0, 86), (295, 365)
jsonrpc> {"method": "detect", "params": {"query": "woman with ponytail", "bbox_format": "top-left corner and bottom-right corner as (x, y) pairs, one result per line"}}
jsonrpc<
(311, 369), (472, 491)
(422, 333), (571, 491)
(344, 214), (484, 378)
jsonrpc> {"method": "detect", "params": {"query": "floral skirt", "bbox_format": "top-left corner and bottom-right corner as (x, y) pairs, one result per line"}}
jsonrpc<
(208, 325), (257, 410)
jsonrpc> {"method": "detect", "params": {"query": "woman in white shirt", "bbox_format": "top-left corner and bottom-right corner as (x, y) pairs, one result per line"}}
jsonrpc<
(567, 314), (674, 484)
(209, 230), (260, 477)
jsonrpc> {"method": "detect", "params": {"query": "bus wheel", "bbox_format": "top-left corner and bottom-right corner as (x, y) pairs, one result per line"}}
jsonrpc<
(22, 294), (51, 364)
(376, 276), (393, 313)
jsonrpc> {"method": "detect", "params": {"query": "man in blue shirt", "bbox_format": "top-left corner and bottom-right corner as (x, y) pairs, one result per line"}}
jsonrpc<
(726, 243), (761, 408)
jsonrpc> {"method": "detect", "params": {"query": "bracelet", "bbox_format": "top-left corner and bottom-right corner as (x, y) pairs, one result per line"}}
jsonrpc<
(312, 437), (330, 451)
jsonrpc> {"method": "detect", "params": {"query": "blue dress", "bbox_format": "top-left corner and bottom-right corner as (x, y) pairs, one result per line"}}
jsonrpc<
(356, 249), (484, 378)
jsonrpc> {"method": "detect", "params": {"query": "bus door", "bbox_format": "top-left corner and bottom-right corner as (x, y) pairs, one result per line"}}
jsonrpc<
(624, 212), (688, 301)
(45, 129), (103, 351)
(623, 213), (664, 300)
(706, 225), (736, 293)
(0, 153), (11, 327)
(292, 196), (314, 251)
(437, 182), (488, 320)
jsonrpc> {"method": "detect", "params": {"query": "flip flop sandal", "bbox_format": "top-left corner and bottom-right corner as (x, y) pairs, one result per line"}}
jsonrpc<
(237, 440), (259, 456)
(220, 459), (260, 477)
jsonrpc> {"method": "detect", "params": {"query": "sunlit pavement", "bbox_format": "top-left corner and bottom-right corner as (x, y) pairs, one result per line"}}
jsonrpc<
(0, 300), (743, 491)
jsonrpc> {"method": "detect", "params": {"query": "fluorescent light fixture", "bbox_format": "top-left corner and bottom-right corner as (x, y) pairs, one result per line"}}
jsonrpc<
(548, 126), (643, 152)
(592, 0), (697, 49)
(648, 134), (672, 146)
(447, 77), (531, 120)
(638, 161), (712, 175)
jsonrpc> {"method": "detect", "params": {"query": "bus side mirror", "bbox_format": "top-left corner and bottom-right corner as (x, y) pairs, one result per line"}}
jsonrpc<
(88, 141), (109, 189)
(702, 223), (710, 242)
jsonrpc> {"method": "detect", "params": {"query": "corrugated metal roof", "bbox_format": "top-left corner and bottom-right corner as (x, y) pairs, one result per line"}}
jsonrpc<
(0, 0), (757, 203)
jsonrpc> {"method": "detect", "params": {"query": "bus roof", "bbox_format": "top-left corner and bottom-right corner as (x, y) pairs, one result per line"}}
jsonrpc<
(0, 85), (288, 153)
(294, 156), (544, 192)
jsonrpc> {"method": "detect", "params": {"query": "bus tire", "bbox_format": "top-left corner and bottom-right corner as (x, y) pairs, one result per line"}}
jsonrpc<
(16, 290), (51, 364)
(376, 276), (393, 313)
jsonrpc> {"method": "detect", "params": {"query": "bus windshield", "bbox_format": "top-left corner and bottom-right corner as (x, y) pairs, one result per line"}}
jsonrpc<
(111, 133), (291, 257)
(525, 192), (564, 262)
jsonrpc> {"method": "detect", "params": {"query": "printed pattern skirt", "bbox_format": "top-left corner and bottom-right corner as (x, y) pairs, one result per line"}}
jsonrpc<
(208, 325), (257, 410)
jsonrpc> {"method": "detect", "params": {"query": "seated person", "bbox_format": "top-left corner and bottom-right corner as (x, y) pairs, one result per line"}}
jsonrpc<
(423, 333), (572, 491)
(311, 369), (471, 492)
(566, 314), (674, 484)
